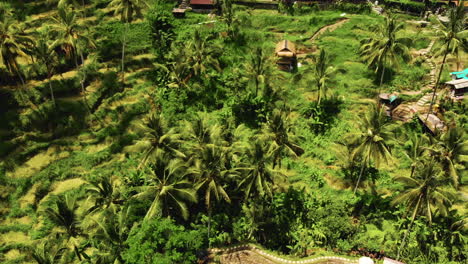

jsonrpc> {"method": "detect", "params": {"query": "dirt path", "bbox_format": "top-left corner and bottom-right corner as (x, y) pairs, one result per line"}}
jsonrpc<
(309, 18), (350, 43)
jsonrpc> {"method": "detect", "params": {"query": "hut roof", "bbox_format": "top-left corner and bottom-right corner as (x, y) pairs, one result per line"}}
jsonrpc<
(172, 8), (186, 13)
(445, 79), (468, 89)
(190, 0), (213, 5)
(418, 114), (446, 134)
(275, 40), (296, 58)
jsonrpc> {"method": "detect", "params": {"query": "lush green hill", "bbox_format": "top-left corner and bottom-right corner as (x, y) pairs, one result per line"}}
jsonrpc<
(0, 0), (466, 263)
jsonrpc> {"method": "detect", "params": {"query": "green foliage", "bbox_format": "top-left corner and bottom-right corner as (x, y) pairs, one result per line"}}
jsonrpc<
(123, 218), (205, 264)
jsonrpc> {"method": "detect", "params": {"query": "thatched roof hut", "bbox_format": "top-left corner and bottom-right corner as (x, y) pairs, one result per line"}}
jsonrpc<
(275, 40), (296, 58)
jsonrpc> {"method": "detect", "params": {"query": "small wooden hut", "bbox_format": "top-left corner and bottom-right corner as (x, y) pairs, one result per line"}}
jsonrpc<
(445, 78), (468, 101)
(275, 40), (297, 71)
(190, 0), (214, 9)
(172, 8), (186, 17)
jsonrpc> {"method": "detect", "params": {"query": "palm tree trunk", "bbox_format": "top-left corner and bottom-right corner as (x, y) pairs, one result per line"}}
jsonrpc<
(396, 195), (422, 260)
(208, 207), (212, 248)
(378, 57), (386, 94)
(74, 53), (91, 113)
(121, 22), (128, 86)
(48, 72), (55, 107)
(427, 41), (450, 119)
(354, 162), (366, 194)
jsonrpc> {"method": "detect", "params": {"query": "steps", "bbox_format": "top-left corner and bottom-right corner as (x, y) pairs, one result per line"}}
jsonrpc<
(417, 93), (435, 106)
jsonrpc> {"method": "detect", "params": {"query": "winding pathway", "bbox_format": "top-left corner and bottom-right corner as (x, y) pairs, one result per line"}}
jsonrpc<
(309, 18), (350, 43)
(209, 244), (358, 264)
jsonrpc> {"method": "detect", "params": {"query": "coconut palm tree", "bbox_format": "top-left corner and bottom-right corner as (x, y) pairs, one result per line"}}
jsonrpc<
(261, 109), (304, 168)
(312, 49), (336, 105)
(183, 113), (224, 154)
(185, 31), (221, 82)
(427, 3), (467, 115)
(86, 176), (123, 214)
(0, 16), (33, 85)
(238, 139), (282, 199)
(245, 46), (273, 97)
(392, 160), (456, 260)
(42, 194), (88, 261)
(137, 113), (185, 169)
(31, 32), (59, 107)
(360, 16), (410, 89)
(192, 143), (236, 246)
(30, 240), (66, 264)
(91, 206), (132, 264)
(50, 5), (94, 110)
(403, 132), (429, 178)
(133, 155), (197, 220)
(108, 0), (148, 84)
(350, 104), (394, 193)
(428, 126), (467, 189)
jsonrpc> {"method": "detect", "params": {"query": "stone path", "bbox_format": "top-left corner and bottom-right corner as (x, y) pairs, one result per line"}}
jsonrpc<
(209, 245), (358, 264)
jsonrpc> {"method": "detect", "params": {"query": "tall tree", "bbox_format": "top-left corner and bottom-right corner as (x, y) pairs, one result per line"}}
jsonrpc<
(42, 194), (88, 261)
(403, 132), (429, 178)
(137, 113), (185, 169)
(133, 155), (197, 220)
(392, 160), (456, 260)
(108, 0), (148, 85)
(50, 5), (94, 110)
(350, 104), (394, 193)
(312, 49), (336, 105)
(427, 3), (467, 115)
(261, 109), (304, 168)
(185, 31), (221, 82)
(429, 126), (467, 189)
(30, 240), (65, 264)
(0, 16), (33, 86)
(191, 143), (235, 246)
(85, 176), (122, 214)
(31, 32), (59, 107)
(244, 46), (273, 97)
(238, 139), (282, 199)
(91, 206), (132, 264)
(360, 16), (409, 89)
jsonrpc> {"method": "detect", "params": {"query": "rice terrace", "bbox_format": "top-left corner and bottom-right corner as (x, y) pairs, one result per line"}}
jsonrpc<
(0, 0), (466, 263)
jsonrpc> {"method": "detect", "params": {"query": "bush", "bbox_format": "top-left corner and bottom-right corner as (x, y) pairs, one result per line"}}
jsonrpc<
(123, 218), (206, 264)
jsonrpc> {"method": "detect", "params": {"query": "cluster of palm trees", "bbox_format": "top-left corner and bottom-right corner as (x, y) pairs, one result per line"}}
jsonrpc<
(32, 109), (304, 262)
(0, 0), (149, 109)
(340, 102), (466, 260)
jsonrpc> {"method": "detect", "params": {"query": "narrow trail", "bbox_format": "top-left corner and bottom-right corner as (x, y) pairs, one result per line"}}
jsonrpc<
(309, 18), (350, 43)
(209, 245), (357, 264)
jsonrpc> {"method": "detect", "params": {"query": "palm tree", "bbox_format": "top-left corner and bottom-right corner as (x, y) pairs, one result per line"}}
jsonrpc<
(133, 155), (197, 220)
(350, 104), (394, 193)
(192, 143), (235, 246)
(392, 160), (456, 260)
(50, 5), (94, 110)
(185, 31), (221, 82)
(86, 176), (122, 214)
(137, 113), (185, 169)
(245, 46), (273, 97)
(91, 206), (132, 264)
(312, 49), (336, 105)
(403, 132), (429, 178)
(32, 32), (59, 106)
(42, 194), (88, 261)
(360, 16), (410, 89)
(0, 16), (33, 86)
(183, 113), (224, 153)
(261, 109), (304, 168)
(108, 0), (148, 84)
(427, 3), (467, 115)
(30, 240), (65, 264)
(429, 126), (467, 189)
(238, 139), (282, 199)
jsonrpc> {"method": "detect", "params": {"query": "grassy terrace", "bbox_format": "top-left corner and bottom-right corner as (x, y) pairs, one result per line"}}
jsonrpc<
(0, 1), (466, 263)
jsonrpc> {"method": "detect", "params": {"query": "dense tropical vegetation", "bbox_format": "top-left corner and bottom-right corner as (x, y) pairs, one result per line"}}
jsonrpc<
(0, 0), (466, 263)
